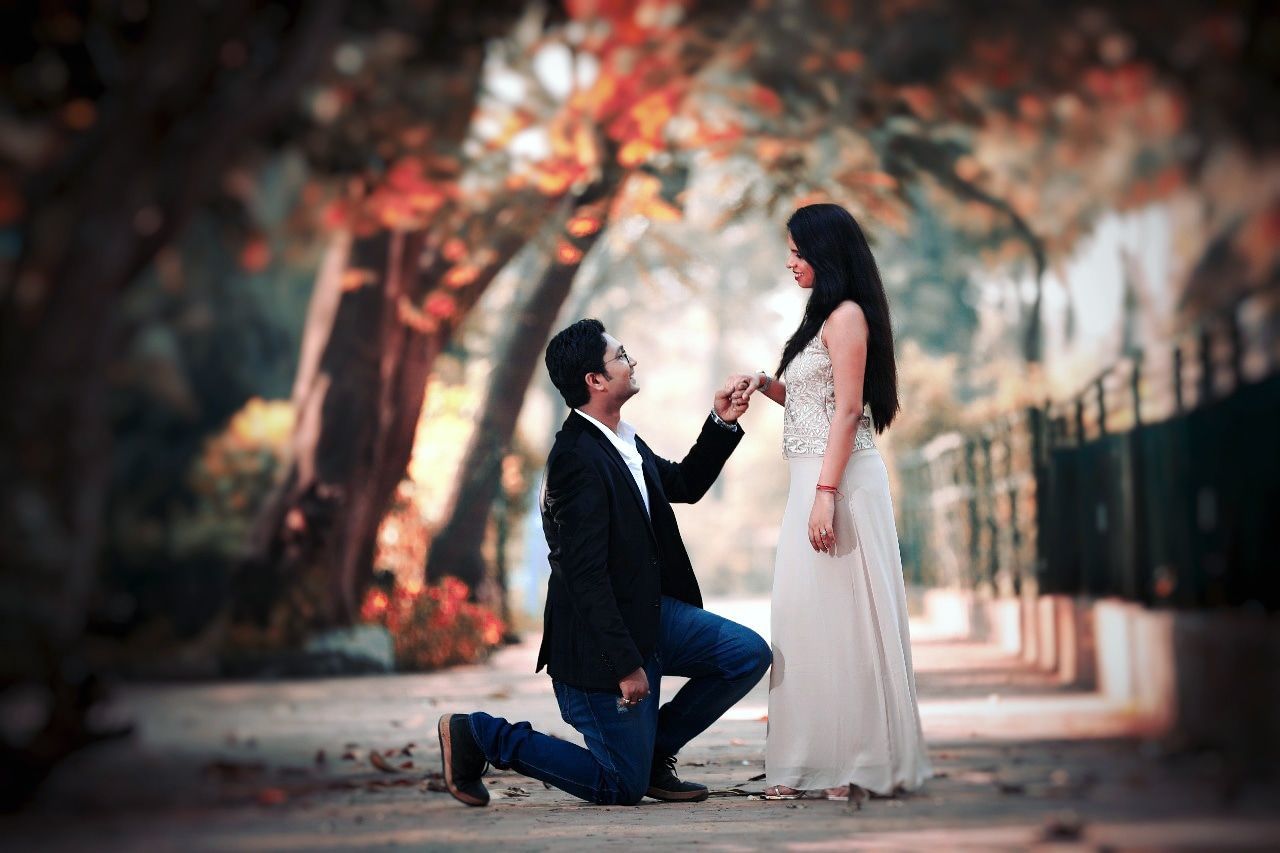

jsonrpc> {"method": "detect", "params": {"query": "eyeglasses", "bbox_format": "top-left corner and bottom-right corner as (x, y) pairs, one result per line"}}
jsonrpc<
(605, 346), (635, 367)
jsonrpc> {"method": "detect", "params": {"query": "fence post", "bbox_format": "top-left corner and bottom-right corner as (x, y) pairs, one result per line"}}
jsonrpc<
(1173, 345), (1185, 414)
(1131, 356), (1143, 427)
(1198, 327), (1214, 405)
(1096, 377), (1108, 436)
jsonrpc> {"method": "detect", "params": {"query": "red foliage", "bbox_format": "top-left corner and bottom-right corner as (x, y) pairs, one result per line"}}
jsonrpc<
(360, 578), (505, 671)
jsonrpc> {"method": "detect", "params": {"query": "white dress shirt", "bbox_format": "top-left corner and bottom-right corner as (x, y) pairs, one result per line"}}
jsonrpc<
(574, 409), (650, 518)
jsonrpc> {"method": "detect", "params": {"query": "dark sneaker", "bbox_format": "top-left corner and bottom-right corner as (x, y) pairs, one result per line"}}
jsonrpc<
(437, 713), (490, 806)
(646, 754), (709, 802)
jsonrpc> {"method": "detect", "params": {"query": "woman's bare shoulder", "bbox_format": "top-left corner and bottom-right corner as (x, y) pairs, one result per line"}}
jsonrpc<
(823, 301), (868, 343)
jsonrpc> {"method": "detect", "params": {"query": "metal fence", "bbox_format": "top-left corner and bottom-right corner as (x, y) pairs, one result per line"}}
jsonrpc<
(898, 286), (1280, 610)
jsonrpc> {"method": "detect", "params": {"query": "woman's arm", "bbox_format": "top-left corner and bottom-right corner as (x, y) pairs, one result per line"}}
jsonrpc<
(807, 301), (868, 552)
(726, 372), (786, 406)
(817, 301), (869, 486)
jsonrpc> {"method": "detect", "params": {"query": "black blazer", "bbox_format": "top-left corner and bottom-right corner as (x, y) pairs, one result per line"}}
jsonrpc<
(535, 410), (743, 690)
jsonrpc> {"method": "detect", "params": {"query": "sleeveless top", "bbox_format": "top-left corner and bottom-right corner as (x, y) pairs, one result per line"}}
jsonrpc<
(781, 325), (876, 459)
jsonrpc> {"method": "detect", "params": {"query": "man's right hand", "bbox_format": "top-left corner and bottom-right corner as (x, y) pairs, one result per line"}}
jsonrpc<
(619, 666), (650, 706)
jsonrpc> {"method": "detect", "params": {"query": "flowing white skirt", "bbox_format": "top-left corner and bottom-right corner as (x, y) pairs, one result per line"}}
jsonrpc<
(765, 450), (931, 794)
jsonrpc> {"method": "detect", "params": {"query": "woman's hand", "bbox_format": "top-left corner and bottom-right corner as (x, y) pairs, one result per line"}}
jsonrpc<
(808, 492), (836, 553)
(725, 373), (760, 402)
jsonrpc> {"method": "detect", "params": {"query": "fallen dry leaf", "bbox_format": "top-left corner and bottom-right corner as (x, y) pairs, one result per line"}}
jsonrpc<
(369, 751), (401, 773)
(495, 786), (531, 798)
(257, 787), (288, 806)
(399, 760), (414, 770)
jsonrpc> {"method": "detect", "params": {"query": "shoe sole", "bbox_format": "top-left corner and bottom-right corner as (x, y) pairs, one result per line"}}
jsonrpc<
(437, 714), (488, 807)
(645, 786), (710, 802)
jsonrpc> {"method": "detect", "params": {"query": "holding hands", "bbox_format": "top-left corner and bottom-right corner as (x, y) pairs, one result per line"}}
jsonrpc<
(713, 373), (758, 422)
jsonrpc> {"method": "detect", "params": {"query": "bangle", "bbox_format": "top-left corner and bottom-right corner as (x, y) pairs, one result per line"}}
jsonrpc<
(757, 371), (773, 393)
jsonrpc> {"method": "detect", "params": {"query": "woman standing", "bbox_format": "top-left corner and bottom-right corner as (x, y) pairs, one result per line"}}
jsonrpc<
(731, 203), (930, 800)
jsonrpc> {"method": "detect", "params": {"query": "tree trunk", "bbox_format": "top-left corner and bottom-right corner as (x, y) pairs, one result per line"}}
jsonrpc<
(238, 209), (542, 633)
(0, 1), (342, 809)
(428, 172), (622, 593)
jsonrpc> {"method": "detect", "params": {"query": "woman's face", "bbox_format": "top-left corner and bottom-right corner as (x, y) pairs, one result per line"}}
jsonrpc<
(786, 232), (815, 289)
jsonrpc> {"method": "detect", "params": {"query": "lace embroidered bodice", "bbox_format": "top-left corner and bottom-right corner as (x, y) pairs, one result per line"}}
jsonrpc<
(781, 328), (876, 459)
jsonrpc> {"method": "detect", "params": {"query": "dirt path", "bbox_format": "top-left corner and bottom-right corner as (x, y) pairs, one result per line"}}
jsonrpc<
(3, 600), (1277, 850)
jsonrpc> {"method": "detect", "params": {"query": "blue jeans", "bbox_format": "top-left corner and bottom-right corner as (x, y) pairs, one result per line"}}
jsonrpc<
(468, 596), (771, 805)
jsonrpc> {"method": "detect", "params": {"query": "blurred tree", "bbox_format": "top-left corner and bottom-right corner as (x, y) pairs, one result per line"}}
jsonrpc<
(236, 1), (539, 636)
(247, 0), (740, 627)
(421, 0), (1278, 608)
(0, 0), (342, 807)
(683, 0), (1278, 363)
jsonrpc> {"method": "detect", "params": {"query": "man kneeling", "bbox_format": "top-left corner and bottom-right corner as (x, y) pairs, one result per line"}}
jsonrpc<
(439, 319), (771, 806)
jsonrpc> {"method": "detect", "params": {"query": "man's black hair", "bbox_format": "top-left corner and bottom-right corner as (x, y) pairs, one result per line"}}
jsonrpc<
(545, 318), (607, 408)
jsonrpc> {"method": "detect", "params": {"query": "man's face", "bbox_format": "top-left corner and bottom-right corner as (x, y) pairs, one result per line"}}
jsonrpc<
(592, 333), (639, 404)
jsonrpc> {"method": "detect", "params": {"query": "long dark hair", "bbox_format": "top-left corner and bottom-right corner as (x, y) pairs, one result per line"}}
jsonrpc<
(776, 203), (899, 433)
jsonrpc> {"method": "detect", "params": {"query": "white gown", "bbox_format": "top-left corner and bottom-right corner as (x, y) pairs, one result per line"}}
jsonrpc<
(765, 329), (931, 794)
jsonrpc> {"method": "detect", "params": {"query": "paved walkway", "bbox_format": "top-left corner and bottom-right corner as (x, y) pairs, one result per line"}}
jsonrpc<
(3, 599), (1278, 850)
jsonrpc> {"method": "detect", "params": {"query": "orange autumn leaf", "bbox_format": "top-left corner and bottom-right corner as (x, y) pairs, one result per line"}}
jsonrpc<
(408, 189), (445, 214)
(535, 168), (576, 196)
(833, 50), (864, 73)
(425, 292), (456, 319)
(321, 200), (348, 230)
(853, 171), (898, 190)
(628, 90), (676, 140)
(239, 237), (271, 272)
(618, 138), (656, 167)
(755, 138), (787, 162)
(747, 83), (783, 117)
(256, 788), (287, 806)
(386, 157), (425, 193)
(555, 240), (584, 265)
(442, 238), (467, 262)
(614, 173), (682, 223)
(954, 155), (982, 182)
(898, 85), (938, 120)
(567, 214), (603, 238)
(443, 264), (479, 289)
(341, 268), (378, 291)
